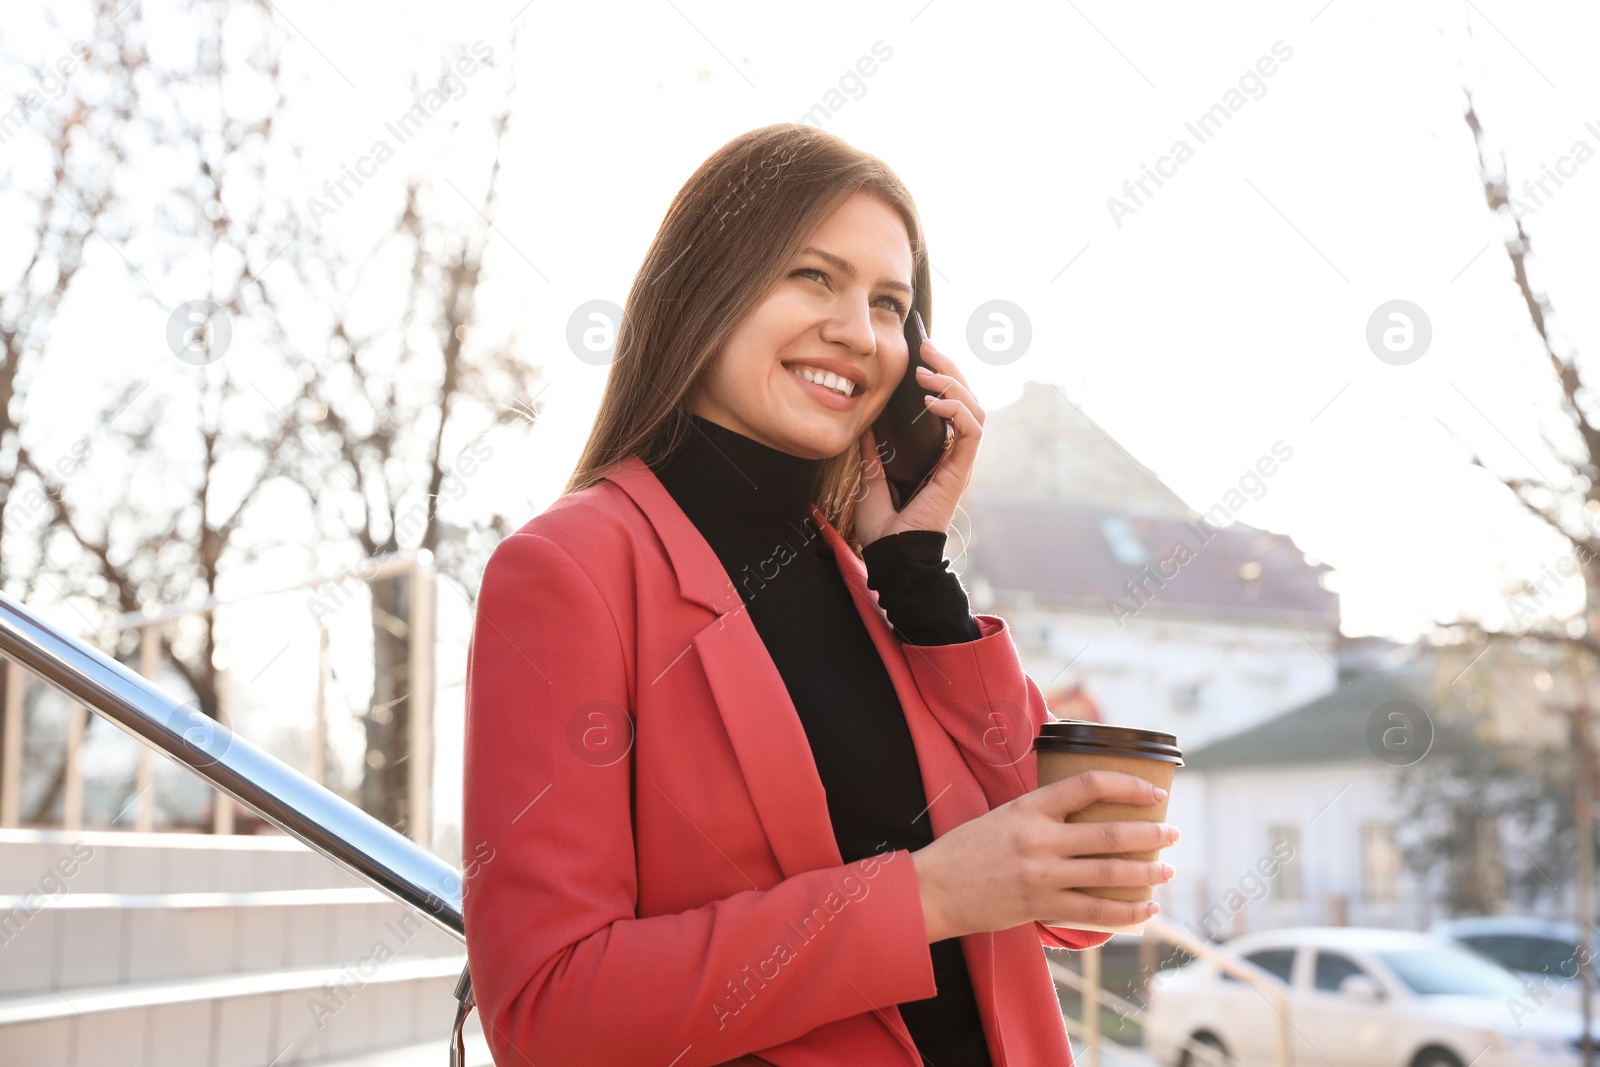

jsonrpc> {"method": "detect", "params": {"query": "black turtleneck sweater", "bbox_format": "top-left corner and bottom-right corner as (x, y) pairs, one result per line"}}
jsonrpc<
(648, 411), (993, 1067)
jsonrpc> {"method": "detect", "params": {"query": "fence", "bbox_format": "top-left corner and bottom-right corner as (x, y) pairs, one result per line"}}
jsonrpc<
(0, 550), (437, 844)
(1053, 914), (1294, 1067)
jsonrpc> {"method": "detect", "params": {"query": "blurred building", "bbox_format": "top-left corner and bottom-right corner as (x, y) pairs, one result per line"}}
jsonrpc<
(1156, 634), (1584, 938)
(1173, 665), (1435, 937)
(955, 380), (1341, 751)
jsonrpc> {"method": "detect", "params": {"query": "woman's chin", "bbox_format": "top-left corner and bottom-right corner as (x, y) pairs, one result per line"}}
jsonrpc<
(778, 420), (858, 460)
(752, 405), (840, 453)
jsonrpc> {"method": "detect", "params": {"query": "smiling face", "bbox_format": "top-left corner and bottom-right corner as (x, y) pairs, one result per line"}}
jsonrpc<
(685, 190), (915, 460)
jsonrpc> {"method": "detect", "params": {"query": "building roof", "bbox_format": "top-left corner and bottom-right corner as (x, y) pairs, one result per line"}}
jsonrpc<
(967, 381), (1196, 520)
(959, 494), (1339, 625)
(1182, 668), (1437, 771)
(957, 379), (1339, 626)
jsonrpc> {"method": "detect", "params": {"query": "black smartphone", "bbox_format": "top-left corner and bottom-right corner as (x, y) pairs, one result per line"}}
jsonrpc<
(870, 309), (953, 511)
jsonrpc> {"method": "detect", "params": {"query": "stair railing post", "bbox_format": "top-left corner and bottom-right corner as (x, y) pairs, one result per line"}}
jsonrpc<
(407, 550), (435, 848)
(213, 663), (235, 835)
(1, 659), (21, 827)
(212, 604), (234, 835)
(64, 699), (85, 830)
(136, 624), (157, 831)
(311, 623), (328, 786)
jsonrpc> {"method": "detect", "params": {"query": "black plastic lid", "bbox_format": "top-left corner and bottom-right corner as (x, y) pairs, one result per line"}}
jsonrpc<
(1033, 719), (1184, 766)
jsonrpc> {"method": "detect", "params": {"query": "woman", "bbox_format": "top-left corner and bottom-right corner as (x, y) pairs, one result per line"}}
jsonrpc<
(462, 123), (1180, 1067)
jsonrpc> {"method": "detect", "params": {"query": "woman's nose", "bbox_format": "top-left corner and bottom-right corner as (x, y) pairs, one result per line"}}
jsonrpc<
(818, 301), (877, 356)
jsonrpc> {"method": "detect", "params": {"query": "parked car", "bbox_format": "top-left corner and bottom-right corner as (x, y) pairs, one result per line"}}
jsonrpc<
(1141, 926), (1599, 1066)
(1431, 916), (1594, 1012)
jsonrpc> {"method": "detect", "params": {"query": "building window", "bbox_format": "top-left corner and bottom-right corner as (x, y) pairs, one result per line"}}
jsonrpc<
(1099, 516), (1149, 567)
(1362, 821), (1400, 903)
(1267, 825), (1301, 900)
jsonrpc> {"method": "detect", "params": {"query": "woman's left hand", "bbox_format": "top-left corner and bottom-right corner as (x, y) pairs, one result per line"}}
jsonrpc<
(855, 336), (986, 547)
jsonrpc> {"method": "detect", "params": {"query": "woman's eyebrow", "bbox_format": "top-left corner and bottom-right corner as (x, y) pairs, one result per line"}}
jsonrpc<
(800, 246), (913, 296)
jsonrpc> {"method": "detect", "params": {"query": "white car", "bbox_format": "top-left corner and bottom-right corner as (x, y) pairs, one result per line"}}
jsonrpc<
(1140, 926), (1600, 1067)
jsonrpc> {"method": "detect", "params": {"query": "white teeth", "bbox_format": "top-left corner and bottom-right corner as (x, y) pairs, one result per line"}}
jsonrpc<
(789, 365), (854, 397)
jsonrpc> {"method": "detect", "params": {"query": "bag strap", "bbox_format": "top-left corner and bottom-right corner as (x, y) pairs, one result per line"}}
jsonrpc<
(449, 963), (475, 1067)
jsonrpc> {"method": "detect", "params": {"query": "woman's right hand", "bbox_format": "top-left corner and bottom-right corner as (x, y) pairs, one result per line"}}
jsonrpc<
(909, 769), (1179, 942)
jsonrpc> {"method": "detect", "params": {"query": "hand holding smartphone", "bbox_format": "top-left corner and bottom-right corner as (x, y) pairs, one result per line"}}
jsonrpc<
(870, 309), (954, 511)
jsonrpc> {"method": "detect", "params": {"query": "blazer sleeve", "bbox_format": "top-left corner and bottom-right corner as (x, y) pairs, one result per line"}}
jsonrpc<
(895, 612), (1115, 953)
(462, 530), (939, 1067)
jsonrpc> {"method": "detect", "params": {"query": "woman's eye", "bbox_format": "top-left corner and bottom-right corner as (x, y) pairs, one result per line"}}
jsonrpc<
(793, 268), (905, 318)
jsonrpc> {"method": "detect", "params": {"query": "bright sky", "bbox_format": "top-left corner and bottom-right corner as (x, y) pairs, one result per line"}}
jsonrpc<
(10, 1), (1600, 653)
(298, 0), (1596, 645)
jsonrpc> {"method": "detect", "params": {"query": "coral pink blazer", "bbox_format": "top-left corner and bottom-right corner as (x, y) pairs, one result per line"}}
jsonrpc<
(462, 453), (1111, 1067)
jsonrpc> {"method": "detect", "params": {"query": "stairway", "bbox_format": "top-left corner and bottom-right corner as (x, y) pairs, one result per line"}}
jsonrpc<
(0, 828), (488, 1066)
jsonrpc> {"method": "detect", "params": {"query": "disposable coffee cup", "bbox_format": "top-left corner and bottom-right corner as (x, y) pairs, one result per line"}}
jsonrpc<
(1033, 720), (1183, 937)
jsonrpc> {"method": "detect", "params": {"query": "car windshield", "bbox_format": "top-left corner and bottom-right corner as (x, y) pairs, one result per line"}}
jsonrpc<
(1378, 948), (1530, 996)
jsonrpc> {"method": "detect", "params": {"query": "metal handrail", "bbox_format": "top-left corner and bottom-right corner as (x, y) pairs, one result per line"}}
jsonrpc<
(1144, 914), (1294, 1066)
(1056, 915), (1294, 1067)
(104, 549), (423, 634)
(0, 588), (464, 940)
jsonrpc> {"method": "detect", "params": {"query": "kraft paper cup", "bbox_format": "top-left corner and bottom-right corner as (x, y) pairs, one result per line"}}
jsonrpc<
(1034, 720), (1183, 936)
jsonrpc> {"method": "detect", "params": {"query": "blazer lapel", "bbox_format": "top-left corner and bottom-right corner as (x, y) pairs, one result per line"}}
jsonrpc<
(602, 455), (840, 878)
(812, 516), (992, 841)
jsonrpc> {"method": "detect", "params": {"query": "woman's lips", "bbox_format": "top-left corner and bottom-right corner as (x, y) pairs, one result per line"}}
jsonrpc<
(786, 365), (861, 410)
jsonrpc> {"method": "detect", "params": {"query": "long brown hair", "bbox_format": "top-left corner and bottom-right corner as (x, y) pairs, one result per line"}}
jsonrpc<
(561, 123), (931, 555)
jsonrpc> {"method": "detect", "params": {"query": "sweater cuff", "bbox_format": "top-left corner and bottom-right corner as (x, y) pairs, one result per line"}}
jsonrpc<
(861, 530), (982, 646)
